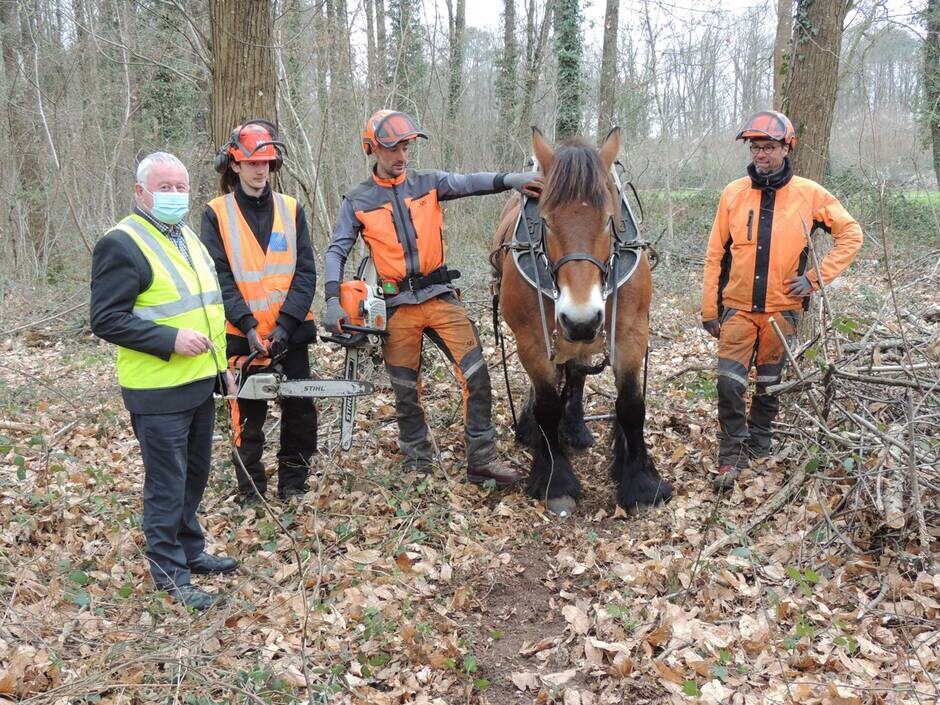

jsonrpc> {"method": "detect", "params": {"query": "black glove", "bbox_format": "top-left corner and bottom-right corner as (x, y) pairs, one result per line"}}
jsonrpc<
(246, 327), (267, 355)
(784, 274), (814, 297)
(702, 319), (720, 339)
(266, 325), (290, 357)
(322, 297), (348, 333)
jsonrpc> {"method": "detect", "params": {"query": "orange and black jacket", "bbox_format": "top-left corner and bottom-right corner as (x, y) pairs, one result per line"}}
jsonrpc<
(701, 159), (863, 322)
(201, 183), (317, 355)
(325, 168), (515, 307)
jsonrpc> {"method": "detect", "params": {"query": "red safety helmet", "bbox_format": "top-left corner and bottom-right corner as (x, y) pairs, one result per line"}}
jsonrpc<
(736, 111), (796, 149)
(361, 110), (427, 155)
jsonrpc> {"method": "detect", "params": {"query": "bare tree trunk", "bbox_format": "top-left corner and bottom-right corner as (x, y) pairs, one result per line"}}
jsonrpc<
(444, 0), (465, 164)
(925, 0), (940, 187)
(209, 0), (277, 148)
(518, 0), (551, 148)
(1, 2), (47, 277)
(365, 0), (377, 102)
(596, 0), (619, 138)
(783, 0), (852, 183)
(375, 0), (387, 93)
(773, 0), (793, 111)
(495, 0), (517, 165)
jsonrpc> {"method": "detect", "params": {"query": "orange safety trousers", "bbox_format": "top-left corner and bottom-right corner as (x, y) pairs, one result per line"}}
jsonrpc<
(716, 308), (799, 469)
(382, 295), (496, 470)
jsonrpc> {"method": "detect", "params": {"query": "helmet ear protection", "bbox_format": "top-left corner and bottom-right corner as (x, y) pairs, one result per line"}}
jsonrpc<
(213, 119), (286, 173)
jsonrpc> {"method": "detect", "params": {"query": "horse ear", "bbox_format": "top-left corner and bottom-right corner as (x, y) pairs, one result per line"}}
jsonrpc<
(531, 126), (554, 174)
(599, 126), (621, 172)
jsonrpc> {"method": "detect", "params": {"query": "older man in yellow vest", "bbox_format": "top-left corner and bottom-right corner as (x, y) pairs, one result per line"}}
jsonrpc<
(91, 152), (237, 611)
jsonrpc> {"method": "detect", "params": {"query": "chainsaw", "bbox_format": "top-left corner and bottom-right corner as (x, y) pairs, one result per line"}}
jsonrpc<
(232, 346), (376, 401)
(320, 257), (387, 450)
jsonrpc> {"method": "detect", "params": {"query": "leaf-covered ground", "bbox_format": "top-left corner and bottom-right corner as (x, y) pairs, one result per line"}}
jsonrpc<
(0, 264), (937, 705)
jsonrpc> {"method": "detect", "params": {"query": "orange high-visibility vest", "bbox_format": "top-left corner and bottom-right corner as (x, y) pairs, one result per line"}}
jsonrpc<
(209, 192), (315, 338)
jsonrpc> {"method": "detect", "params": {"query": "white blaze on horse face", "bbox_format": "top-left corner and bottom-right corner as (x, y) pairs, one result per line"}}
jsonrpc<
(556, 280), (605, 342)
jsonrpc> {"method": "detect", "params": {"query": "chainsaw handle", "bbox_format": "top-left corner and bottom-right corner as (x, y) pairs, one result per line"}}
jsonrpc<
(339, 324), (388, 337)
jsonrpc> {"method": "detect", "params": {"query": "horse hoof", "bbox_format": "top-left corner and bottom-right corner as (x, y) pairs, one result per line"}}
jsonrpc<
(547, 495), (577, 517)
(561, 425), (594, 451)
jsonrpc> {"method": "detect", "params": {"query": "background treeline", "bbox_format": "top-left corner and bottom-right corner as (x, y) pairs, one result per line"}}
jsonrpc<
(0, 0), (936, 291)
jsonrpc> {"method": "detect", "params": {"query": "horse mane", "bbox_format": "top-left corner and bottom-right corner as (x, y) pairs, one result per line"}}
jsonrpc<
(540, 139), (609, 214)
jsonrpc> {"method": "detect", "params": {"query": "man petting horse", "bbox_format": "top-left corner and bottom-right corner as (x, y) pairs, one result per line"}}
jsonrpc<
(323, 109), (540, 483)
(701, 111), (862, 491)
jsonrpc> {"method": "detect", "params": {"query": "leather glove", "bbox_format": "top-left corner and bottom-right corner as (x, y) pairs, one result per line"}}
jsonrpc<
(246, 327), (267, 355)
(322, 297), (348, 334)
(266, 325), (290, 357)
(702, 319), (720, 339)
(784, 274), (814, 297)
(503, 171), (544, 197)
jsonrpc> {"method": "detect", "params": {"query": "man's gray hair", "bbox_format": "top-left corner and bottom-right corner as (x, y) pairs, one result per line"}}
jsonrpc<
(136, 152), (188, 186)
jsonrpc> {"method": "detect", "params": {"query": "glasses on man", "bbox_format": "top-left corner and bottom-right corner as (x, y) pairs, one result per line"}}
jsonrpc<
(749, 143), (782, 154)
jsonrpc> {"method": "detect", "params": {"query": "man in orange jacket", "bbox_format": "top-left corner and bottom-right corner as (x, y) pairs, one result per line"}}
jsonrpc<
(323, 110), (541, 483)
(701, 111), (863, 491)
(202, 120), (319, 504)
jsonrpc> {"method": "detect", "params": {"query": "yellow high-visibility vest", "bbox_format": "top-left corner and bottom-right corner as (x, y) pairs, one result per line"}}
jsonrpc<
(113, 214), (226, 389)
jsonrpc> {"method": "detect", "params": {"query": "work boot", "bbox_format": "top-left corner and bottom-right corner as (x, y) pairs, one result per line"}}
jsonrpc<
(237, 490), (265, 508)
(403, 458), (434, 475)
(168, 584), (218, 611)
(188, 552), (238, 575)
(712, 464), (740, 492)
(745, 440), (772, 460)
(466, 459), (525, 486)
(278, 485), (308, 501)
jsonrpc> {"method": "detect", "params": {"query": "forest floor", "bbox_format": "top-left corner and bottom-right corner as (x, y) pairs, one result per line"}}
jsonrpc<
(0, 258), (937, 705)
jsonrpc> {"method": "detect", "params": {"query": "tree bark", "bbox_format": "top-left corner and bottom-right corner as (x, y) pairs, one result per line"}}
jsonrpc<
(596, 0), (619, 138)
(519, 0), (552, 150)
(553, 0), (582, 139)
(494, 0), (517, 164)
(375, 0), (387, 91)
(925, 0), (940, 187)
(209, 0), (277, 148)
(444, 0), (465, 164)
(773, 0), (793, 111)
(1, 1), (47, 274)
(783, 0), (853, 183)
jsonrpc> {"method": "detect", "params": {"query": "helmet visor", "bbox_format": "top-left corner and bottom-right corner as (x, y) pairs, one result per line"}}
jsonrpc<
(373, 112), (427, 149)
(231, 125), (282, 161)
(736, 111), (793, 144)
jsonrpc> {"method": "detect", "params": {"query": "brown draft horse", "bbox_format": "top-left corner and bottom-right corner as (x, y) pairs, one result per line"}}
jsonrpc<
(491, 127), (673, 515)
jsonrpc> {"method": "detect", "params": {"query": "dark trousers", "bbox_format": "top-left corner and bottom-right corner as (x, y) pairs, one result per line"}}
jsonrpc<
(131, 395), (214, 589)
(230, 345), (318, 498)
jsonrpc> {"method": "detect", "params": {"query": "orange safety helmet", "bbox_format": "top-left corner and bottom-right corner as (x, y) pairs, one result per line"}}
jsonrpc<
(361, 110), (427, 155)
(735, 111), (796, 149)
(214, 120), (286, 173)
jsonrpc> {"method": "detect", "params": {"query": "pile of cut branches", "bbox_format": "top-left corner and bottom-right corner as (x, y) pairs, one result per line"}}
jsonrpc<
(710, 252), (940, 571)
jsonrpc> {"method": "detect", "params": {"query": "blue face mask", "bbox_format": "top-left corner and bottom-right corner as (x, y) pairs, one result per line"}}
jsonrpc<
(148, 191), (190, 225)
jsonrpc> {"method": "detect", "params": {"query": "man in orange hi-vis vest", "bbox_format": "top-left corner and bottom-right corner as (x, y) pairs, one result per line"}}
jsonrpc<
(701, 111), (862, 492)
(202, 120), (318, 505)
(324, 110), (542, 484)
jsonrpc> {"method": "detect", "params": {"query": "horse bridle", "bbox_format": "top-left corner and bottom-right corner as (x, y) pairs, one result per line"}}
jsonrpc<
(537, 210), (643, 300)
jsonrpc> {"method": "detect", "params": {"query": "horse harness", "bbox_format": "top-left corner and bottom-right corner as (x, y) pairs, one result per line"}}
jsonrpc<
(496, 164), (651, 362)
(491, 164), (652, 432)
